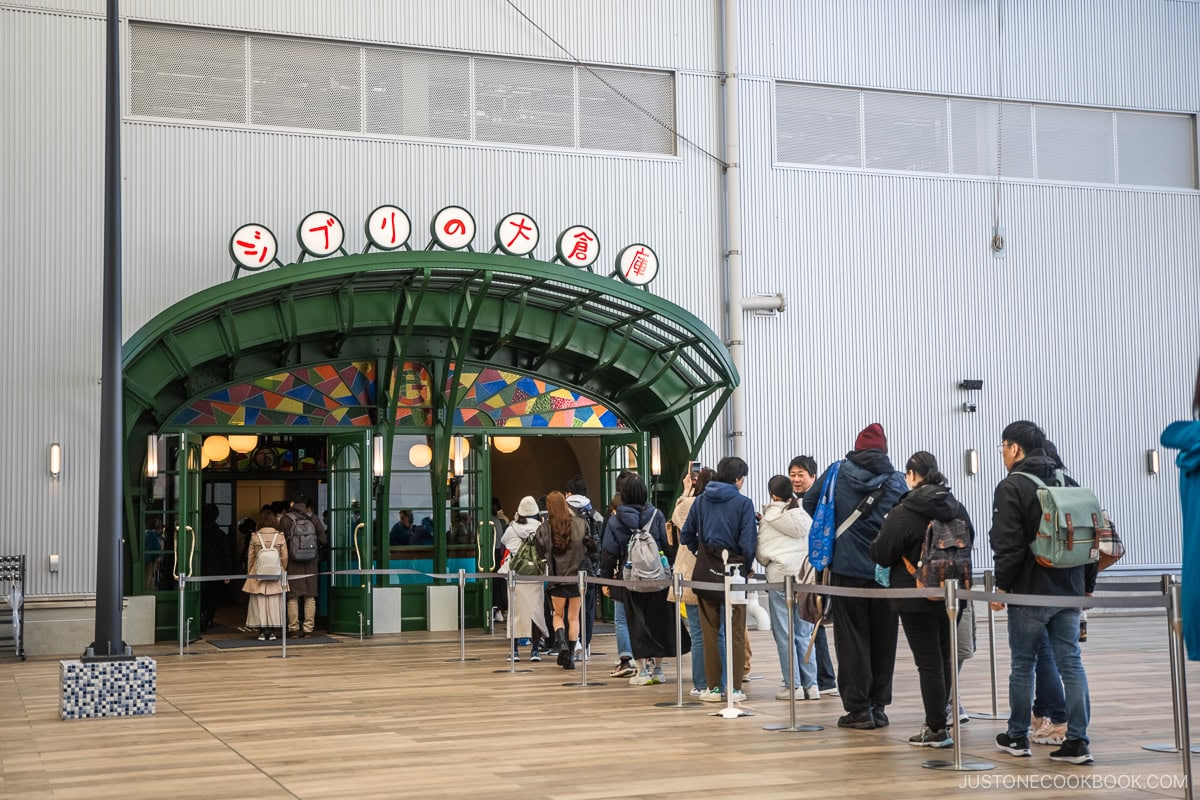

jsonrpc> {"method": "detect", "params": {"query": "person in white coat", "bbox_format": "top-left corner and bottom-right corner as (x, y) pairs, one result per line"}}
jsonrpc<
(501, 495), (549, 661)
(757, 474), (820, 700)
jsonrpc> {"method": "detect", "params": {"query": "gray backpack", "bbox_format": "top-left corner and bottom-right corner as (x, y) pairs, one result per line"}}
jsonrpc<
(623, 510), (667, 588)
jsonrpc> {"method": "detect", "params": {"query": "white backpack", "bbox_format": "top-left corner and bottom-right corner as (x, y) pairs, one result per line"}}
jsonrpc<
(255, 532), (282, 576)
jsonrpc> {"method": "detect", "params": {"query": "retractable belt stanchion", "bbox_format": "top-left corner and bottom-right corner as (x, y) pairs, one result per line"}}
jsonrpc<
(275, 575), (288, 659)
(656, 570), (699, 708)
(968, 570), (1003, 721)
(924, 579), (994, 772)
(711, 550), (751, 719)
(494, 573), (530, 674)
(446, 568), (480, 662)
(564, 571), (604, 687)
(1169, 578), (1196, 798)
(1144, 574), (1200, 756)
(764, 575), (822, 732)
(177, 572), (186, 656)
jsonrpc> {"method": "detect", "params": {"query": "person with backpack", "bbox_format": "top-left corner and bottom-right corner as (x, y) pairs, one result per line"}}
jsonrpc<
(500, 496), (548, 662)
(789, 455), (838, 696)
(604, 469), (638, 678)
(280, 497), (328, 637)
(534, 492), (594, 670)
(600, 474), (683, 685)
(243, 511), (288, 641)
(870, 451), (974, 749)
(671, 466), (717, 697)
(757, 474), (820, 702)
(802, 423), (906, 729)
(679, 456), (757, 703)
(565, 476), (604, 656)
(989, 421), (1097, 765)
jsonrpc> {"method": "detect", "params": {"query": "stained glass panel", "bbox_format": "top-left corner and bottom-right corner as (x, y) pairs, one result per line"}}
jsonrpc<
(172, 362), (376, 427)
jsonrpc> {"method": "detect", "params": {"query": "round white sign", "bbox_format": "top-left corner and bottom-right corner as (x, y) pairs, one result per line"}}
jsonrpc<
(366, 205), (411, 251)
(556, 225), (600, 269)
(229, 223), (278, 271)
(495, 212), (540, 256)
(616, 243), (659, 286)
(297, 211), (344, 258)
(431, 206), (475, 250)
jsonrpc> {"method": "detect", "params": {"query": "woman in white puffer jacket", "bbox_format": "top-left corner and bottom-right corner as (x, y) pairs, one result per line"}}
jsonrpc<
(757, 474), (820, 700)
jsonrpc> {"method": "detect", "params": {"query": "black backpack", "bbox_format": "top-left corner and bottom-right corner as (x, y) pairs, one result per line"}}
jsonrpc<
(573, 504), (604, 576)
(903, 518), (972, 597)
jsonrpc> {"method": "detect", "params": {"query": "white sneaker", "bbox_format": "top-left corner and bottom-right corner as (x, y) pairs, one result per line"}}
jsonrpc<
(1032, 720), (1067, 745)
(697, 688), (724, 703)
(689, 688), (706, 697)
(775, 688), (798, 701)
(823, 685), (839, 697)
(729, 689), (747, 703)
(803, 685), (821, 700)
(629, 671), (658, 686)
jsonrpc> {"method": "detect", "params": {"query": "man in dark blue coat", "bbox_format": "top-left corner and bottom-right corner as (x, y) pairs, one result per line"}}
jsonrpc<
(803, 423), (906, 729)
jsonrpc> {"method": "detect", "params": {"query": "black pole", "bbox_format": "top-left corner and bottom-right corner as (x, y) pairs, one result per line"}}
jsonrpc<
(85, 0), (128, 660)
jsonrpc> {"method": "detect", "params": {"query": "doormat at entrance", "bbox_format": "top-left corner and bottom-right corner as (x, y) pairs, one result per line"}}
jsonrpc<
(207, 636), (340, 649)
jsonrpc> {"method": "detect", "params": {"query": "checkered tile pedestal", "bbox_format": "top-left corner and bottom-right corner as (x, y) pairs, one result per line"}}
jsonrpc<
(59, 656), (157, 720)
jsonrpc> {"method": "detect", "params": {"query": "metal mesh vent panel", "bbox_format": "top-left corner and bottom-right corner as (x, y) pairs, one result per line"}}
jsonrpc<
(949, 100), (1034, 178)
(1035, 105), (1115, 184)
(863, 91), (948, 173)
(250, 36), (361, 132)
(579, 67), (675, 155)
(130, 24), (246, 124)
(475, 57), (575, 148)
(365, 47), (470, 140)
(1116, 111), (1196, 188)
(776, 83), (861, 167)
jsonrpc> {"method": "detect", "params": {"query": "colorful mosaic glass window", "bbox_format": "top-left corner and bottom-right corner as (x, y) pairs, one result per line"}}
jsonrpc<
(394, 363), (623, 429)
(172, 363), (376, 427)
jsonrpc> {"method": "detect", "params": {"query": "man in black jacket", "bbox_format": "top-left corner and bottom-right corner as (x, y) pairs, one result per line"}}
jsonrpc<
(989, 421), (1096, 765)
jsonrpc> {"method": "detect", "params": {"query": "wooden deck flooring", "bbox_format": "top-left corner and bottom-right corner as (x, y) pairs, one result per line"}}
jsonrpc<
(0, 614), (1195, 800)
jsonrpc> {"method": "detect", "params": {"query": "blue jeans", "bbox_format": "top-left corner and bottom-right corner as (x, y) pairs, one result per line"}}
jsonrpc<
(613, 600), (633, 660)
(1006, 604), (1090, 743)
(685, 603), (706, 690)
(767, 588), (817, 689)
(1032, 630), (1067, 724)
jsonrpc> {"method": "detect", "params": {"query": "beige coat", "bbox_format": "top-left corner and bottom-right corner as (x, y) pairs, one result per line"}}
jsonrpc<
(669, 493), (699, 604)
(243, 529), (289, 595)
(278, 510), (327, 597)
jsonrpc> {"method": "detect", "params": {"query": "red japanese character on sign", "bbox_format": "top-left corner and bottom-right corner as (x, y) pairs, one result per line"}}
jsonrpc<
(309, 217), (335, 250)
(237, 229), (270, 264)
(495, 212), (540, 255)
(229, 223), (279, 274)
(298, 211), (345, 257)
(380, 212), (397, 245)
(615, 243), (659, 286)
(555, 225), (599, 268)
(432, 206), (475, 250)
(443, 218), (467, 236)
(625, 247), (649, 278)
(506, 217), (533, 248)
(568, 231), (594, 262)
(366, 205), (410, 251)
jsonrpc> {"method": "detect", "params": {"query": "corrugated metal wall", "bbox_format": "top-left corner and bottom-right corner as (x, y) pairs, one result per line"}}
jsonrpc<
(4, 2), (1197, 595)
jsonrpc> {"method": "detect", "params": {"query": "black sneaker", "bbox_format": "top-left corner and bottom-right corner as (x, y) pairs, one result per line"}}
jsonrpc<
(872, 708), (890, 728)
(995, 732), (1031, 757)
(1049, 739), (1094, 764)
(837, 709), (876, 730)
(909, 726), (953, 748)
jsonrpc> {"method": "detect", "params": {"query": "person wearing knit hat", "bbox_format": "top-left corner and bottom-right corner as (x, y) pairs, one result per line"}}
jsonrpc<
(854, 423), (888, 453)
(802, 424), (907, 730)
(500, 495), (549, 661)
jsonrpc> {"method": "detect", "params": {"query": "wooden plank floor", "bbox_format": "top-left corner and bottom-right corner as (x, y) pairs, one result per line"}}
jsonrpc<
(0, 614), (1195, 800)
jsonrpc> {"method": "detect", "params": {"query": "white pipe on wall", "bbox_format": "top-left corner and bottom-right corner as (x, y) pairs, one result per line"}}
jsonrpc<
(721, 0), (745, 460)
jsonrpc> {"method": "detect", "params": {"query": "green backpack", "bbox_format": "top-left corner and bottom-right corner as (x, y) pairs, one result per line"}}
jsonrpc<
(510, 536), (545, 576)
(1018, 471), (1104, 569)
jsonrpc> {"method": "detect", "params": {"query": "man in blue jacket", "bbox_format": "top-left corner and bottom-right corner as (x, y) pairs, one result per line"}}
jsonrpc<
(680, 456), (757, 702)
(803, 423), (906, 729)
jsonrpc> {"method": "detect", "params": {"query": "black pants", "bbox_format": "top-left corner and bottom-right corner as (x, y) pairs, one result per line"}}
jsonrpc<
(830, 573), (898, 715)
(585, 583), (597, 646)
(815, 625), (836, 690)
(900, 606), (953, 732)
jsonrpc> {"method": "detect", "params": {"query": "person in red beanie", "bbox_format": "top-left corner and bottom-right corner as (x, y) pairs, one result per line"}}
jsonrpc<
(802, 422), (906, 729)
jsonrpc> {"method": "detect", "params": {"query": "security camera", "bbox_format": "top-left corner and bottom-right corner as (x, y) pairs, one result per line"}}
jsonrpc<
(962, 402), (978, 413)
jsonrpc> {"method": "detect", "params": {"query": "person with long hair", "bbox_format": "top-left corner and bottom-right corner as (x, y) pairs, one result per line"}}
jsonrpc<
(501, 496), (549, 662)
(1162, 361), (1200, 662)
(672, 466), (717, 696)
(243, 511), (288, 641)
(535, 491), (593, 669)
(871, 451), (974, 748)
(757, 474), (819, 701)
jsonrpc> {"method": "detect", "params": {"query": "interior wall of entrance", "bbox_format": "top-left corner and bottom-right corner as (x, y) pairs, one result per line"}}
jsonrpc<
(489, 437), (602, 518)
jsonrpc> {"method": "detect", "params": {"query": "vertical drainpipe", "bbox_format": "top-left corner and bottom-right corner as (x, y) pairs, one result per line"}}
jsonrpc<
(721, 0), (746, 460)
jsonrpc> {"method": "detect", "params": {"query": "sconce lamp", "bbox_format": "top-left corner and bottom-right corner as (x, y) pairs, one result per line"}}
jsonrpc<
(227, 433), (259, 454)
(492, 436), (521, 454)
(145, 434), (159, 479)
(1146, 449), (1160, 476)
(409, 443), (433, 468)
(650, 436), (662, 478)
(965, 448), (980, 476)
(49, 442), (62, 479)
(372, 434), (385, 479)
(452, 435), (466, 478)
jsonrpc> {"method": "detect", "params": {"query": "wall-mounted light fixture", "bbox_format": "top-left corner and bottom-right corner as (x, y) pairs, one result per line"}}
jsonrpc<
(965, 448), (980, 476)
(145, 434), (159, 479)
(650, 436), (662, 478)
(372, 434), (385, 479)
(49, 442), (62, 479)
(227, 433), (259, 454)
(409, 443), (433, 468)
(492, 436), (521, 454)
(1147, 448), (1160, 476)
(452, 435), (466, 478)
(202, 435), (231, 463)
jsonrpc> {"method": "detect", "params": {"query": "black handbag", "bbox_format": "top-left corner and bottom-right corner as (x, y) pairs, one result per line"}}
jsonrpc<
(692, 542), (740, 604)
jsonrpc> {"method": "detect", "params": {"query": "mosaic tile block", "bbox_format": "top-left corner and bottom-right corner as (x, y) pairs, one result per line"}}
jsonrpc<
(59, 656), (157, 720)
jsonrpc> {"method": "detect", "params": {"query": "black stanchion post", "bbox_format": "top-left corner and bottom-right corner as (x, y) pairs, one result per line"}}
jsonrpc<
(1144, 574), (1200, 756)
(494, 573), (529, 674)
(446, 568), (480, 662)
(924, 579), (994, 771)
(764, 574), (822, 733)
(710, 550), (751, 719)
(969, 569), (1003, 721)
(656, 570), (699, 708)
(564, 571), (604, 687)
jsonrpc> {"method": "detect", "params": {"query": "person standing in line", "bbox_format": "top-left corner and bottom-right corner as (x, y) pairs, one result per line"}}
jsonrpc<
(564, 476), (604, 656)
(870, 451), (973, 748)
(536, 491), (593, 670)
(680, 456), (757, 703)
(990, 421), (1096, 764)
(280, 497), (328, 638)
(501, 496), (549, 662)
(802, 424), (906, 729)
(605, 469), (638, 678)
(244, 512), (288, 641)
(757, 474), (820, 701)
(1161, 362), (1200, 662)
(671, 466), (720, 697)
(789, 455), (837, 695)
(490, 498), (510, 624)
